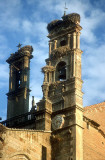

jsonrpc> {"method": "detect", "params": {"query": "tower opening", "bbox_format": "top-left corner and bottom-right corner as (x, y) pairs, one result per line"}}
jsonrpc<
(16, 69), (21, 89)
(60, 40), (67, 46)
(56, 61), (66, 81)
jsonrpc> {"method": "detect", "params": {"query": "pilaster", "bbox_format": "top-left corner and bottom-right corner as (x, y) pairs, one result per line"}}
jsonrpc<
(36, 99), (52, 131)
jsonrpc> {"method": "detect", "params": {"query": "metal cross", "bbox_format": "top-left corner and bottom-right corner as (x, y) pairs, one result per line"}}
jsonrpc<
(17, 43), (22, 50)
(64, 2), (68, 16)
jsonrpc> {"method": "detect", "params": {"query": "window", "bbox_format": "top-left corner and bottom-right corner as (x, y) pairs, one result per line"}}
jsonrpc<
(60, 40), (66, 46)
(47, 73), (49, 82)
(16, 70), (21, 89)
(42, 146), (47, 160)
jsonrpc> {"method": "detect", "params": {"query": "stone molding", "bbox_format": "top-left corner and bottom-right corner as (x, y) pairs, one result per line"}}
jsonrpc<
(42, 65), (55, 73)
(6, 45), (33, 64)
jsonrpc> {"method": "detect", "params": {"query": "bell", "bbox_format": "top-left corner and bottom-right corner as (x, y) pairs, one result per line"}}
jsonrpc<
(59, 67), (66, 79)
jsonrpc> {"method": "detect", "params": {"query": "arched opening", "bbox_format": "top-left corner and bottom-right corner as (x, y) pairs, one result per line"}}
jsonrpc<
(9, 153), (31, 160)
(60, 40), (66, 46)
(56, 61), (66, 81)
(15, 70), (21, 89)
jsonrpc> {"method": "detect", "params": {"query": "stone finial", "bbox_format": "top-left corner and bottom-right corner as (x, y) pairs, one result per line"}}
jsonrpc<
(32, 96), (35, 107)
(30, 96), (37, 112)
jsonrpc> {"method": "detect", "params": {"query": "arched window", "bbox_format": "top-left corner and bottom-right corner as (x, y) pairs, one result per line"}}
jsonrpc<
(9, 153), (31, 160)
(60, 40), (66, 46)
(16, 70), (21, 88)
(56, 61), (66, 81)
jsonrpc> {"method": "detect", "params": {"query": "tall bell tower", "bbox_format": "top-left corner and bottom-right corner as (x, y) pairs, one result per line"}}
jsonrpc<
(6, 45), (33, 119)
(37, 13), (83, 160)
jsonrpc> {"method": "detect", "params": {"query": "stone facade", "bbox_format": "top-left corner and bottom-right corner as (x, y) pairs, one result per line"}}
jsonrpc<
(0, 124), (51, 160)
(0, 12), (105, 160)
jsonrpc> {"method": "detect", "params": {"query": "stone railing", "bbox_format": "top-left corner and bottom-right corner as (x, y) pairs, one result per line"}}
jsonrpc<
(1, 112), (37, 128)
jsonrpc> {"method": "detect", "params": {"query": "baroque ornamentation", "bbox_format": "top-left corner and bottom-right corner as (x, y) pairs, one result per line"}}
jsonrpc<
(42, 65), (55, 73)
(50, 46), (70, 59)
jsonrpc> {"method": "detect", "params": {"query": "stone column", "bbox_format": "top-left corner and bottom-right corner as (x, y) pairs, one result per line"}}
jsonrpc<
(70, 53), (76, 77)
(52, 71), (55, 82)
(53, 71), (55, 82)
(73, 32), (76, 49)
(49, 41), (52, 57)
(44, 72), (47, 82)
(54, 40), (57, 49)
(24, 56), (29, 68)
(73, 107), (83, 160)
(9, 65), (12, 90)
(73, 53), (76, 77)
(49, 72), (52, 83)
(76, 32), (80, 49)
(23, 56), (29, 86)
(67, 34), (71, 48)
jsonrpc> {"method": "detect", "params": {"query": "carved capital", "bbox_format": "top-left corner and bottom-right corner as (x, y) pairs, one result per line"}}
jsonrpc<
(42, 65), (55, 73)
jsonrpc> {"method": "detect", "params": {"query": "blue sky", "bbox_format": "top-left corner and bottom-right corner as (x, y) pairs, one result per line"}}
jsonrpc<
(0, 0), (105, 121)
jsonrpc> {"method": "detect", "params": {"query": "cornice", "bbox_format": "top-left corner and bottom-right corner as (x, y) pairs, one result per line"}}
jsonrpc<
(42, 65), (55, 73)
(6, 45), (33, 64)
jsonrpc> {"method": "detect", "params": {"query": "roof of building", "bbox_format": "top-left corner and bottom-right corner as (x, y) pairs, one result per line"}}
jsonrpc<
(84, 101), (105, 132)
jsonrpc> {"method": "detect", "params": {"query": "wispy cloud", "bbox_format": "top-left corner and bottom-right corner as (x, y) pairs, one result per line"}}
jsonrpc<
(0, 0), (105, 120)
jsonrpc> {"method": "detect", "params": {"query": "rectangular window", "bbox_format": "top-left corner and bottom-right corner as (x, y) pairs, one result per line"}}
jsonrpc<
(42, 146), (47, 160)
(47, 73), (49, 82)
(87, 122), (89, 129)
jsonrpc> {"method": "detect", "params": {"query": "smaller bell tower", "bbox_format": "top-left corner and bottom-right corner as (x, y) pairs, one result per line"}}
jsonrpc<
(6, 45), (33, 119)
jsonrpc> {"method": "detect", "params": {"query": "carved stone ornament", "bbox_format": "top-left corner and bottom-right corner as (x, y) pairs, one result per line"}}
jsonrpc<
(52, 114), (65, 130)
(42, 65), (55, 73)
(51, 46), (70, 59)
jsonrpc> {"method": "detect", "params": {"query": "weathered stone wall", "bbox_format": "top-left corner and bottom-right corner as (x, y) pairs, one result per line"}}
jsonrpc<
(0, 124), (51, 160)
(51, 129), (72, 160)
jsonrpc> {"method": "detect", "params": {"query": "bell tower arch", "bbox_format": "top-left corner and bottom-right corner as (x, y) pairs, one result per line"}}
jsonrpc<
(55, 61), (66, 81)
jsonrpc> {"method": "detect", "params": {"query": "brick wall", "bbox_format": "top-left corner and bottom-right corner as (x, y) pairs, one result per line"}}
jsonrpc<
(83, 121), (105, 160)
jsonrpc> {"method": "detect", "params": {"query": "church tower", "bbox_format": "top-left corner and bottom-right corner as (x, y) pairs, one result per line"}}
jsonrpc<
(6, 45), (33, 119)
(37, 13), (83, 160)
